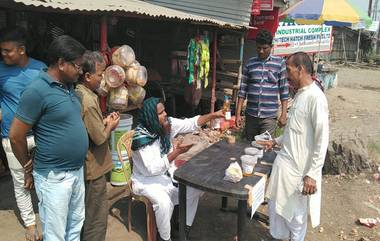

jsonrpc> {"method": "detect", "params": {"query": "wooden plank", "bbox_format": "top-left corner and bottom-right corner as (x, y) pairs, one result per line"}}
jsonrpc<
(220, 80), (239, 90)
(220, 59), (242, 65)
(216, 70), (239, 78)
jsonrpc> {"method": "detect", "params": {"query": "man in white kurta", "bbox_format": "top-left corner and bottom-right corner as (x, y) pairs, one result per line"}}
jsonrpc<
(132, 116), (202, 240)
(131, 97), (224, 241)
(265, 52), (329, 241)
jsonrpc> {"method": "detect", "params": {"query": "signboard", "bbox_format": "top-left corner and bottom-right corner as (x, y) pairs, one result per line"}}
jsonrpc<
(251, 0), (261, 16)
(260, 0), (273, 11)
(249, 176), (266, 219)
(272, 23), (333, 56)
(248, 7), (279, 40)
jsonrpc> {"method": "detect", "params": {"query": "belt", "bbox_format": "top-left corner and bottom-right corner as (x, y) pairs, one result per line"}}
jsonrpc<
(2, 135), (34, 140)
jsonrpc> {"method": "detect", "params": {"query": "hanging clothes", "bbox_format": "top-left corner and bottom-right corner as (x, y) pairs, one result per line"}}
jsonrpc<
(198, 36), (210, 88)
(186, 36), (210, 88)
(187, 39), (197, 84)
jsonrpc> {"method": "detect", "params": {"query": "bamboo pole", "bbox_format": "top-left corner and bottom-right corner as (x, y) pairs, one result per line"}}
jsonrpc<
(210, 31), (217, 113)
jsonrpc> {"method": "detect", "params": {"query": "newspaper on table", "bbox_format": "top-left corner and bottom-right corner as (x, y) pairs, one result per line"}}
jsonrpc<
(246, 175), (266, 219)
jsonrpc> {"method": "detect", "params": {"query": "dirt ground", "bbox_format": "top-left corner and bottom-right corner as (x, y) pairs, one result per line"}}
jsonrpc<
(1, 66), (380, 241)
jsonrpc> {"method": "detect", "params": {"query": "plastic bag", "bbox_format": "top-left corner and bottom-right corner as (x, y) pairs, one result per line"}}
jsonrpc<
(104, 65), (125, 88)
(125, 65), (148, 87)
(111, 45), (136, 68)
(223, 162), (243, 183)
(127, 85), (146, 105)
(254, 130), (272, 142)
(109, 85), (128, 111)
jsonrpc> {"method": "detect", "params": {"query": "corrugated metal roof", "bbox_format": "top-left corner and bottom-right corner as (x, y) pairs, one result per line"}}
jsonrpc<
(145, 0), (253, 27)
(13, 0), (244, 28)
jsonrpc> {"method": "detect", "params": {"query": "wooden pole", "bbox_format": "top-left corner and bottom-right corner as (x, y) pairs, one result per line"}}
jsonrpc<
(342, 32), (347, 63)
(210, 31), (217, 113)
(236, 34), (245, 104)
(100, 15), (108, 52)
(355, 29), (362, 62)
(316, 24), (323, 68)
(100, 15), (108, 113)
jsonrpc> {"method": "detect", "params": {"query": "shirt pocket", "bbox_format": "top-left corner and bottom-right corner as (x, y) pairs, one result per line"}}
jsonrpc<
(287, 107), (307, 135)
(267, 70), (278, 84)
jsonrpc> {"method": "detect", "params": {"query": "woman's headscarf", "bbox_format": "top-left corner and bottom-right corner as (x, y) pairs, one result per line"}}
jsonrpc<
(131, 97), (171, 156)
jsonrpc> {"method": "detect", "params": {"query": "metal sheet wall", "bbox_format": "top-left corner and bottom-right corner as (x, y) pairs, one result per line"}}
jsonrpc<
(145, 0), (253, 27)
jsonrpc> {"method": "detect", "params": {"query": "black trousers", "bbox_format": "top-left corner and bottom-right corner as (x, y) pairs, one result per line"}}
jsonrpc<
(244, 115), (277, 142)
(82, 174), (108, 241)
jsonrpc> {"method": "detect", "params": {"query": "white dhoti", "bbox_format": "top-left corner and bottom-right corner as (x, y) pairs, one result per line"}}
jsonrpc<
(131, 116), (205, 240)
(133, 175), (203, 240)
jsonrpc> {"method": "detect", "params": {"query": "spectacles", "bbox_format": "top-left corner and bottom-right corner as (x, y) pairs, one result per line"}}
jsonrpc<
(69, 61), (82, 71)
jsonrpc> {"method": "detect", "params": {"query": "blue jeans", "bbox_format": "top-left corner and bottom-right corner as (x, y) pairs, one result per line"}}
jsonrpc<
(33, 167), (85, 241)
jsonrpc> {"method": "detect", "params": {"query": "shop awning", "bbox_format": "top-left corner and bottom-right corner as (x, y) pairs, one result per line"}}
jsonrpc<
(13, 0), (245, 28)
(144, 0), (253, 28)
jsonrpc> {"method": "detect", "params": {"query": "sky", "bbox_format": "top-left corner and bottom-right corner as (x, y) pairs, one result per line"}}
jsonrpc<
(350, 0), (379, 20)
(351, 0), (369, 13)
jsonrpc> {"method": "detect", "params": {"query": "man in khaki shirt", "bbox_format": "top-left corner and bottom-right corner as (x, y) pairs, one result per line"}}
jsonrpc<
(75, 51), (120, 241)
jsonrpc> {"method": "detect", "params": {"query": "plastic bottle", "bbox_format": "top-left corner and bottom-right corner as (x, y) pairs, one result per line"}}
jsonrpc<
(223, 95), (231, 120)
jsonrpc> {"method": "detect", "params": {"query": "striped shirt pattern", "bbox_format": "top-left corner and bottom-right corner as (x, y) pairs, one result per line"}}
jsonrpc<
(238, 55), (289, 118)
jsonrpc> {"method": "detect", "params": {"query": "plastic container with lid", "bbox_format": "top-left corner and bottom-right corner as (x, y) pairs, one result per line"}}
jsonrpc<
(240, 155), (258, 176)
(95, 77), (110, 97)
(244, 147), (263, 158)
(111, 45), (136, 68)
(125, 65), (148, 87)
(109, 85), (128, 111)
(128, 60), (140, 68)
(127, 85), (146, 105)
(104, 65), (125, 88)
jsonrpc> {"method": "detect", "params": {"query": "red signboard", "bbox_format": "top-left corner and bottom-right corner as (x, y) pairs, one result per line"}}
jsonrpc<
(260, 0), (273, 11)
(251, 0), (261, 16)
(247, 7), (279, 40)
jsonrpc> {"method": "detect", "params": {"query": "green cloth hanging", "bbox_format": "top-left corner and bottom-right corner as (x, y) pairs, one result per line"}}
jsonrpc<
(199, 36), (210, 88)
(187, 38), (197, 84)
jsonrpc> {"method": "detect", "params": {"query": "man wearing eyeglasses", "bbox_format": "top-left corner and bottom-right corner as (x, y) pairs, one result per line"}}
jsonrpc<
(0, 26), (46, 241)
(9, 35), (88, 241)
(235, 29), (289, 141)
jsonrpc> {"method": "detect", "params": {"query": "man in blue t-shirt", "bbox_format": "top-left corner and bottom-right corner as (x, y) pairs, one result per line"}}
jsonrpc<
(0, 27), (46, 241)
(9, 35), (88, 241)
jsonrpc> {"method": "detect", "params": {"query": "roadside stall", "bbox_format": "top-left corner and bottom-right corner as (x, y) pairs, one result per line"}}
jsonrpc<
(0, 0), (256, 187)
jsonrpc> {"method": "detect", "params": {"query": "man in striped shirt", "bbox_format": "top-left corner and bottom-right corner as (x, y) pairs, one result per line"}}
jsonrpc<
(235, 29), (289, 141)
